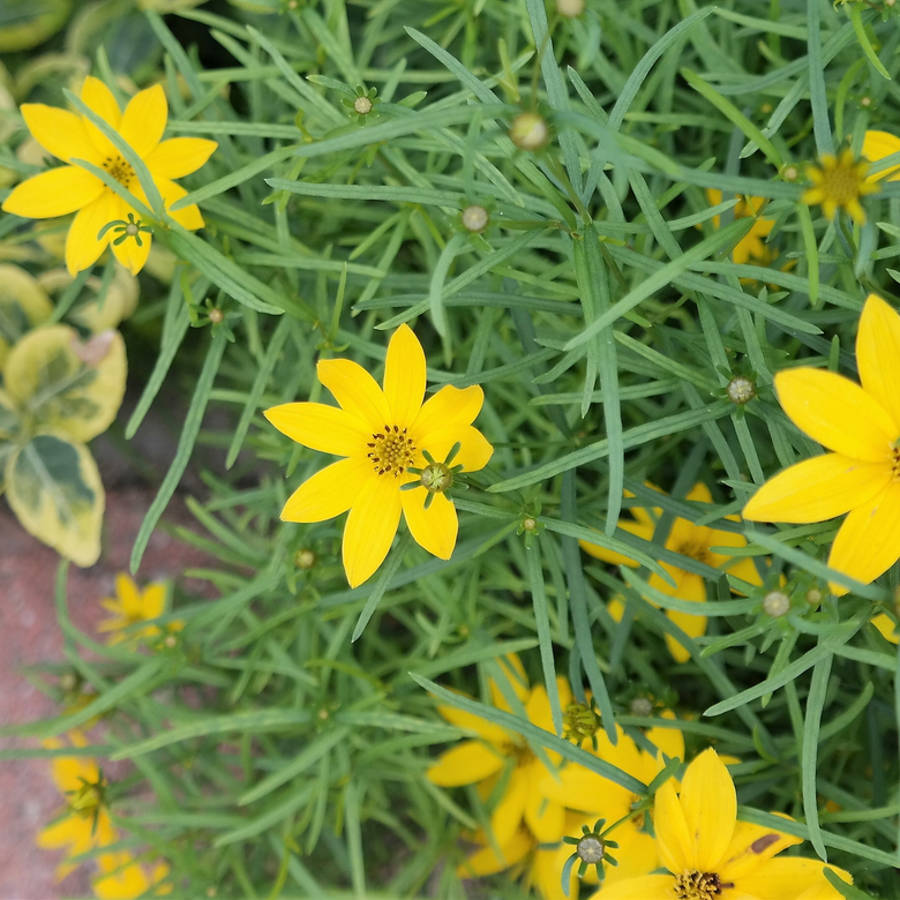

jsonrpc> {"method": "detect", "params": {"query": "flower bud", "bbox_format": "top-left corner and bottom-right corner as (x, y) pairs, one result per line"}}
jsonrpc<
(727, 375), (756, 405)
(510, 112), (549, 151)
(763, 590), (790, 617)
(461, 205), (489, 233)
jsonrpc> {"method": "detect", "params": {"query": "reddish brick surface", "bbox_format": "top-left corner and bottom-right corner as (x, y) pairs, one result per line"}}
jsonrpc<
(0, 489), (212, 900)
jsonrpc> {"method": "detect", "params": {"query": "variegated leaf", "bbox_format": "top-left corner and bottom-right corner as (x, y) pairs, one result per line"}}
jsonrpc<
(5, 432), (104, 567)
(3, 324), (126, 443)
(0, 264), (53, 367)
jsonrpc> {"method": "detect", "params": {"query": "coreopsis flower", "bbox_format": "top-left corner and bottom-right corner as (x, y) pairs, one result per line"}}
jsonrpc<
(93, 852), (171, 899)
(37, 733), (116, 879)
(862, 129), (900, 182)
(98, 574), (182, 645)
(581, 485), (762, 662)
(591, 749), (851, 900)
(743, 294), (900, 596)
(427, 654), (570, 846)
(801, 148), (879, 224)
(265, 324), (493, 587)
(1, 76), (216, 275)
(705, 189), (775, 265)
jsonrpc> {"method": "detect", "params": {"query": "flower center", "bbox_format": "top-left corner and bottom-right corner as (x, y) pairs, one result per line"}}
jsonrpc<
(676, 541), (711, 564)
(674, 871), (725, 899)
(892, 446), (900, 480)
(366, 425), (416, 477)
(68, 779), (105, 819)
(818, 163), (863, 205)
(102, 154), (136, 188)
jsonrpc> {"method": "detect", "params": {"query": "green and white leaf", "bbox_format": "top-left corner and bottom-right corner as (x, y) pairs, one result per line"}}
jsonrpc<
(0, 264), (53, 368)
(5, 432), (104, 567)
(3, 325), (126, 443)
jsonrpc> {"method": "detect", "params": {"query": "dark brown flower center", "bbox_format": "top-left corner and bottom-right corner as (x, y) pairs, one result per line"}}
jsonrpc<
(674, 871), (726, 899)
(892, 446), (900, 479)
(367, 425), (416, 477)
(102, 154), (136, 187)
(676, 541), (711, 564)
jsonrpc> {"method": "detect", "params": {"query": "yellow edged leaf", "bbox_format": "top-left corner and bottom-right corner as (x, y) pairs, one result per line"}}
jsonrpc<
(0, 263), (53, 367)
(3, 324), (126, 442)
(5, 432), (104, 566)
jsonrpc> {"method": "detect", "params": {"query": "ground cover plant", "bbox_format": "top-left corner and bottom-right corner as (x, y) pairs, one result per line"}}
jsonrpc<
(1, 0), (900, 897)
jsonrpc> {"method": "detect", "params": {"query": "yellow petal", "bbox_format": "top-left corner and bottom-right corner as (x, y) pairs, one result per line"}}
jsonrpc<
(645, 715), (685, 764)
(400, 486), (457, 559)
(490, 765), (529, 846)
(110, 218), (152, 275)
(604, 824), (660, 884)
(426, 739), (504, 786)
(718, 818), (802, 881)
(523, 776), (565, 842)
(80, 76), (122, 157)
(459, 828), (532, 877)
(742, 453), (891, 524)
(488, 653), (530, 708)
(317, 358), (391, 429)
(678, 748), (737, 870)
(653, 571), (705, 663)
(653, 778), (693, 874)
(685, 482), (713, 504)
(579, 517), (655, 567)
(872, 612), (898, 644)
(119, 84), (167, 159)
(138, 582), (166, 618)
(341, 474), (402, 587)
(413, 384), (484, 435)
(383, 323), (425, 427)
(264, 402), (367, 456)
(856, 293), (900, 432)
(538, 756), (633, 816)
(2, 166), (104, 218)
(146, 137), (218, 179)
(420, 424), (493, 473)
(736, 857), (852, 900)
(435, 700), (511, 745)
(65, 192), (121, 275)
(115, 573), (141, 615)
(281, 457), (369, 523)
(533, 841), (579, 900)
(21, 104), (99, 165)
(158, 178), (204, 230)
(774, 368), (895, 462)
(827, 481), (900, 595)
(862, 130), (900, 182)
(586, 874), (672, 900)
(36, 813), (83, 849)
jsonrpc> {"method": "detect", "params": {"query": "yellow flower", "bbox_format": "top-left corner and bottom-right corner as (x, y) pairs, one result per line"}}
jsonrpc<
(37, 732), (117, 879)
(862, 130), (900, 183)
(801, 148), (879, 224)
(744, 293), (900, 596)
(581, 484), (762, 662)
(93, 852), (172, 899)
(427, 655), (570, 846)
(2, 76), (217, 275)
(98, 573), (182, 645)
(592, 749), (852, 900)
(706, 189), (775, 265)
(265, 324), (493, 587)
